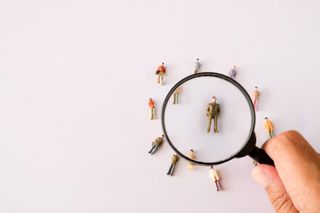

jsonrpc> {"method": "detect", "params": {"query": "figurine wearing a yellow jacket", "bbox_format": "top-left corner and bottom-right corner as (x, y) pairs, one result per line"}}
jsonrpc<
(264, 117), (275, 138)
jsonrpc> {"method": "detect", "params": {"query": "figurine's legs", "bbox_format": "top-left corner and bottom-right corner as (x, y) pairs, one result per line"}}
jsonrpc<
(175, 94), (179, 104)
(148, 145), (156, 154)
(216, 180), (222, 191)
(170, 164), (176, 176)
(271, 131), (275, 138)
(152, 145), (159, 154)
(173, 93), (177, 104)
(157, 75), (160, 84)
(207, 117), (212, 132)
(269, 131), (273, 138)
(214, 118), (219, 133)
(254, 99), (258, 111)
(167, 164), (174, 175)
(151, 108), (156, 119)
(160, 74), (164, 85)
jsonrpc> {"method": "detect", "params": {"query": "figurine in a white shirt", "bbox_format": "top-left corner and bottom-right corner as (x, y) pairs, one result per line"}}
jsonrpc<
(209, 166), (222, 191)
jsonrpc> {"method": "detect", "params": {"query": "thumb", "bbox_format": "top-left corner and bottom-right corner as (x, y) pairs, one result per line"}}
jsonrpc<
(251, 164), (298, 213)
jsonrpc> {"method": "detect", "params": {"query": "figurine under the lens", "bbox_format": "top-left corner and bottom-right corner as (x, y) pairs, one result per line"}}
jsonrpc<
(188, 149), (196, 170)
(173, 87), (182, 104)
(167, 154), (179, 176)
(209, 166), (222, 191)
(148, 98), (156, 120)
(206, 96), (221, 133)
(228, 66), (237, 79)
(155, 62), (166, 85)
(264, 117), (275, 138)
(148, 135), (165, 155)
(194, 58), (201, 74)
(252, 86), (260, 111)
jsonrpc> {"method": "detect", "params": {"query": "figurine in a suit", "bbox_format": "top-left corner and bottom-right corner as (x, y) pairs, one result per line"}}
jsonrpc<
(229, 65), (237, 79)
(167, 154), (179, 176)
(207, 96), (221, 133)
(194, 58), (201, 74)
(148, 135), (165, 154)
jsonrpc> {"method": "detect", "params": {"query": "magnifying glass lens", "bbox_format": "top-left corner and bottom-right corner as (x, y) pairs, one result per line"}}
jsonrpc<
(163, 75), (254, 164)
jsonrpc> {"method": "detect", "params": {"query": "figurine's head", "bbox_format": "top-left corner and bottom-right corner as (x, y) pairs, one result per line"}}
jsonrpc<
(211, 96), (217, 103)
(255, 86), (258, 90)
(162, 134), (165, 137)
(196, 58), (199, 61)
(264, 117), (268, 120)
(149, 98), (152, 101)
(190, 149), (194, 152)
(162, 62), (164, 65)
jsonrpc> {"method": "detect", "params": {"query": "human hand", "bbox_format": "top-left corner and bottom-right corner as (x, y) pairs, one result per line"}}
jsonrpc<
(251, 130), (320, 212)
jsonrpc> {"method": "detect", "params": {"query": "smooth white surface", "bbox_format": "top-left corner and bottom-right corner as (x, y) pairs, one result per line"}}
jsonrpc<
(1, 0), (320, 213)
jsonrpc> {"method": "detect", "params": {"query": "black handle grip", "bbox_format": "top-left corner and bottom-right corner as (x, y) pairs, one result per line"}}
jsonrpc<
(249, 146), (274, 166)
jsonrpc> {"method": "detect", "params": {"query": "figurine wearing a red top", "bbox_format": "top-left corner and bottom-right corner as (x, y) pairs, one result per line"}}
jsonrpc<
(155, 62), (166, 85)
(148, 98), (156, 120)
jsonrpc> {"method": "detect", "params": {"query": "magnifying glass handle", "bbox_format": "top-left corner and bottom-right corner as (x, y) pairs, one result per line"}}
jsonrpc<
(249, 147), (274, 166)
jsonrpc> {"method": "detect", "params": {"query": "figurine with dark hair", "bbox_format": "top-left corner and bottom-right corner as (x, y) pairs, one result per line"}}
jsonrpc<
(155, 62), (166, 85)
(188, 149), (196, 170)
(264, 117), (275, 138)
(194, 58), (201, 74)
(206, 96), (221, 133)
(173, 87), (182, 104)
(167, 154), (179, 176)
(148, 98), (156, 120)
(229, 65), (237, 79)
(209, 166), (222, 191)
(252, 86), (260, 111)
(148, 135), (165, 155)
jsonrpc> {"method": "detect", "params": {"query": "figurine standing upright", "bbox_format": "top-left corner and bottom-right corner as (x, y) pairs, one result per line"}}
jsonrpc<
(173, 87), (182, 104)
(148, 98), (156, 120)
(229, 66), (237, 79)
(264, 117), (275, 138)
(155, 62), (166, 85)
(167, 154), (179, 176)
(206, 96), (221, 133)
(148, 134), (165, 155)
(188, 149), (196, 170)
(194, 58), (201, 74)
(209, 166), (222, 191)
(252, 86), (260, 111)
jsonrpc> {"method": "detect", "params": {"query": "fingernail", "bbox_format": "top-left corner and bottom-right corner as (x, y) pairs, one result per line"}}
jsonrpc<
(251, 167), (272, 188)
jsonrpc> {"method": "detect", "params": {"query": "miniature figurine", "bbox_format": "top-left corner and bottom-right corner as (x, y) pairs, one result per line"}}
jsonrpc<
(188, 149), (196, 170)
(167, 154), (179, 176)
(148, 98), (156, 120)
(155, 62), (166, 85)
(228, 65), (237, 79)
(194, 58), (201, 74)
(252, 86), (260, 111)
(173, 87), (182, 104)
(264, 117), (275, 138)
(148, 134), (165, 155)
(209, 166), (222, 191)
(206, 96), (221, 133)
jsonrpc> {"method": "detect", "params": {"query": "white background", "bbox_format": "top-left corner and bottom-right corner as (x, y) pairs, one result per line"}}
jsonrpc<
(1, 0), (320, 212)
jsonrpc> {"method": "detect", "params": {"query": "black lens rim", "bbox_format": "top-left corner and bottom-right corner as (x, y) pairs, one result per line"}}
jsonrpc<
(161, 72), (256, 166)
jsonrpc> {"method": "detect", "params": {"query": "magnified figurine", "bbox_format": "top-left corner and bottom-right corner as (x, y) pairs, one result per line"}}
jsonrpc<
(206, 96), (221, 133)
(148, 98), (156, 120)
(155, 62), (166, 85)
(167, 154), (179, 176)
(173, 87), (182, 104)
(194, 58), (201, 74)
(264, 117), (275, 138)
(228, 65), (237, 79)
(252, 86), (260, 111)
(148, 134), (165, 155)
(188, 149), (196, 170)
(209, 166), (222, 191)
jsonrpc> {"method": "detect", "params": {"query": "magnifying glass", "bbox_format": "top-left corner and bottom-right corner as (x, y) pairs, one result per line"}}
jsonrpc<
(161, 72), (274, 166)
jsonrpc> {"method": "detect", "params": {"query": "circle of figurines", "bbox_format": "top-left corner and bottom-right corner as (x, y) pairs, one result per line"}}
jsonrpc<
(148, 59), (275, 192)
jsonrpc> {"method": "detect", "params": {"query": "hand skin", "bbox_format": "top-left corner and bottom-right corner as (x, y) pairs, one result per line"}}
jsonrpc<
(251, 130), (320, 213)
